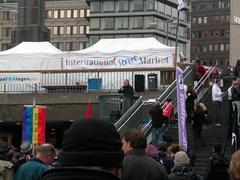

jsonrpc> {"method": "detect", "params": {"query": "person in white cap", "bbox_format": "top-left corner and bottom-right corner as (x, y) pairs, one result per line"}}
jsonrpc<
(168, 151), (203, 180)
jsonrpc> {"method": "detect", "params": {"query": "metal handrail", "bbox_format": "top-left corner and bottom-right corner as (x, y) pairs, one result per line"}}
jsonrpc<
(114, 96), (143, 128)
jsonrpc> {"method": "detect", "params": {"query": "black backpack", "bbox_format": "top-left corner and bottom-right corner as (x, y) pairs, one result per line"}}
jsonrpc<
(207, 156), (229, 180)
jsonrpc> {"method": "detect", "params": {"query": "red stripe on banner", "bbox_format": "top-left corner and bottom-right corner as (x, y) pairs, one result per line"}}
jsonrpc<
(37, 107), (46, 144)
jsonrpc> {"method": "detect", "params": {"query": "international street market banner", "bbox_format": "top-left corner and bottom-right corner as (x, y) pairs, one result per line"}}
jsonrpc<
(62, 54), (175, 70)
(176, 66), (188, 151)
(0, 73), (41, 84)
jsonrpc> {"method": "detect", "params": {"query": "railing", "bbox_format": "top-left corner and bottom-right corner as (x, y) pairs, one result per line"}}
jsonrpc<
(116, 65), (193, 136)
(0, 68), (175, 94)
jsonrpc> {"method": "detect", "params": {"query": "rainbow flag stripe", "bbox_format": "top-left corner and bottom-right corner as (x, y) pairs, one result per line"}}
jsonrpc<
(22, 106), (46, 145)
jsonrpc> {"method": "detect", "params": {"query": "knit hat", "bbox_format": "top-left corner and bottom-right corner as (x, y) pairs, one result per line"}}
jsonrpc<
(58, 118), (124, 167)
(20, 142), (33, 154)
(146, 144), (157, 159)
(0, 144), (11, 154)
(174, 151), (190, 167)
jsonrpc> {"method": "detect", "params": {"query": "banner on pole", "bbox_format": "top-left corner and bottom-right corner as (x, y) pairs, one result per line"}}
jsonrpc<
(176, 66), (188, 151)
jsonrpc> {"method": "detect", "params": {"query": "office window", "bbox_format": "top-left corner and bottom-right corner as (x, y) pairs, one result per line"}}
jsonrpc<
(79, 42), (84, 50)
(115, 17), (128, 29)
(209, 44), (213, 51)
(225, 44), (230, 51)
(131, 0), (143, 11)
(80, 26), (84, 34)
(214, 16), (219, 23)
(59, 27), (64, 35)
(203, 45), (207, 52)
(144, 0), (154, 11)
(46, 10), (52, 19)
(86, 26), (89, 34)
(65, 42), (71, 51)
(91, 1), (101, 12)
(86, 9), (90, 17)
(220, 44), (224, 51)
(192, 17), (197, 24)
(2, 11), (10, 20)
(198, 17), (202, 24)
(103, 1), (114, 12)
(224, 29), (230, 37)
(2, 27), (11, 37)
(72, 42), (78, 51)
(172, 8), (177, 18)
(53, 27), (58, 35)
(117, 0), (128, 11)
(157, 2), (164, 14)
(90, 18), (100, 29)
(66, 26), (71, 34)
(143, 16), (154, 29)
(203, 17), (207, 23)
(214, 44), (218, 51)
(1, 43), (11, 51)
(53, 26), (64, 35)
(130, 17), (143, 29)
(89, 35), (100, 45)
(102, 18), (114, 29)
(67, 10), (72, 18)
(80, 9), (85, 17)
(72, 26), (77, 34)
(59, 10), (64, 18)
(226, 15), (230, 22)
(73, 10), (78, 18)
(200, 3), (207, 10)
(165, 5), (171, 16)
(53, 10), (58, 18)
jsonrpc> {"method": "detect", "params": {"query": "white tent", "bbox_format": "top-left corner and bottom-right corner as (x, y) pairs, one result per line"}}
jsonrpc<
(0, 42), (63, 71)
(63, 37), (177, 70)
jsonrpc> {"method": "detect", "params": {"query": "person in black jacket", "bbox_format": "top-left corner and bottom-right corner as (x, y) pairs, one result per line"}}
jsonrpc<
(118, 79), (134, 114)
(149, 101), (165, 146)
(186, 84), (197, 123)
(122, 129), (168, 180)
(192, 103), (205, 149)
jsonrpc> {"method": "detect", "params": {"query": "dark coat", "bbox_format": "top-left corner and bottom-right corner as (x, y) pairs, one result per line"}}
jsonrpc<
(42, 167), (121, 180)
(186, 92), (197, 111)
(122, 149), (168, 180)
(149, 106), (164, 128)
(14, 157), (49, 180)
(192, 110), (205, 129)
(168, 165), (203, 180)
(118, 85), (134, 97)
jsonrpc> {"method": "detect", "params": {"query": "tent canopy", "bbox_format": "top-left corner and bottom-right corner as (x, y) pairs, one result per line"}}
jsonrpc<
(75, 37), (175, 56)
(0, 42), (62, 55)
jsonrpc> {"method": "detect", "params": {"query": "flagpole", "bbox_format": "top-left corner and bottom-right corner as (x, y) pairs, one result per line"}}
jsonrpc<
(32, 97), (36, 156)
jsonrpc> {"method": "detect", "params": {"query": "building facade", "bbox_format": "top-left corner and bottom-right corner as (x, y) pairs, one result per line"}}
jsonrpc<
(0, 0), (90, 51)
(88, 0), (190, 57)
(191, 0), (230, 66)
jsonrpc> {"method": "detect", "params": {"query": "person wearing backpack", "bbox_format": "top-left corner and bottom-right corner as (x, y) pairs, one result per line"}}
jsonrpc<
(206, 144), (229, 180)
(168, 151), (203, 180)
(162, 97), (174, 125)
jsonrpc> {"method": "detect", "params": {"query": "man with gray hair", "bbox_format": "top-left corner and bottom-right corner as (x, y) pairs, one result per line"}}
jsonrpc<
(14, 143), (56, 180)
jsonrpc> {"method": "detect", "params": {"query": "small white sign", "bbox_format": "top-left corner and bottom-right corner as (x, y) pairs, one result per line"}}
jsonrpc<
(0, 73), (41, 84)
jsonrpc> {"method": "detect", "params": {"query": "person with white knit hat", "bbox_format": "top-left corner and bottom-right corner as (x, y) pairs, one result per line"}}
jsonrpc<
(168, 151), (203, 180)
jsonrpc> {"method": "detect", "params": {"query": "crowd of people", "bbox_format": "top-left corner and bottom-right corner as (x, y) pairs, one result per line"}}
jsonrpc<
(0, 119), (240, 180)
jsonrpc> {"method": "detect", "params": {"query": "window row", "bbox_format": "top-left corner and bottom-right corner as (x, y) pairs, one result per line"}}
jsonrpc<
(192, 43), (230, 53)
(2, 27), (12, 37)
(46, 9), (90, 19)
(192, 15), (230, 24)
(50, 26), (89, 35)
(52, 42), (89, 51)
(192, 1), (230, 11)
(91, 0), (187, 22)
(0, 11), (17, 21)
(192, 29), (230, 39)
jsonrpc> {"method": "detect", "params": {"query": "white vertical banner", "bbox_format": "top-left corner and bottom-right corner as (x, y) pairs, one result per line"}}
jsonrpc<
(178, 0), (185, 10)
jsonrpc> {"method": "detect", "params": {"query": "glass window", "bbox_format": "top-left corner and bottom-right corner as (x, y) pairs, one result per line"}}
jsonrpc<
(53, 27), (58, 35)
(198, 17), (202, 24)
(67, 10), (72, 18)
(91, 1), (101, 12)
(144, 0), (154, 11)
(72, 42), (78, 51)
(115, 17), (128, 29)
(129, 17), (143, 29)
(214, 16), (219, 23)
(214, 44), (218, 51)
(53, 10), (58, 19)
(66, 26), (71, 34)
(165, 5), (171, 16)
(158, 2), (164, 14)
(192, 17), (197, 24)
(86, 9), (90, 17)
(80, 26), (84, 34)
(225, 44), (230, 51)
(65, 42), (71, 51)
(86, 26), (89, 34)
(73, 10), (78, 18)
(79, 42), (84, 50)
(114, 34), (128, 38)
(72, 26), (77, 34)
(102, 18), (114, 29)
(226, 15), (230, 22)
(203, 17), (207, 23)
(220, 44), (224, 51)
(103, 1), (114, 12)
(80, 10), (85, 17)
(209, 44), (213, 51)
(90, 18), (100, 29)
(144, 16), (154, 29)
(59, 26), (64, 35)
(172, 8), (177, 18)
(2, 27), (11, 37)
(60, 10), (64, 18)
(131, 0), (143, 11)
(46, 10), (52, 19)
(117, 0), (128, 11)
(89, 35), (100, 45)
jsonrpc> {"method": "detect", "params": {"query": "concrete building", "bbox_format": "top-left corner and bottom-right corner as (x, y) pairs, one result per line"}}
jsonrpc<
(88, 0), (191, 58)
(0, 0), (89, 51)
(191, 0), (232, 66)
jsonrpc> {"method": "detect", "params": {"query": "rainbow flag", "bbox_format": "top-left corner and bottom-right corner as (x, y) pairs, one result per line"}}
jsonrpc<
(22, 106), (46, 145)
